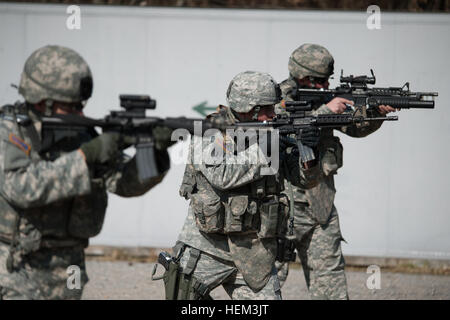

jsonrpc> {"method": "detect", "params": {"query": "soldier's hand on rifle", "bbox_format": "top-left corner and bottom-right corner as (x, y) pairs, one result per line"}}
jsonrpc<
(326, 97), (354, 114)
(300, 126), (320, 148)
(152, 126), (176, 151)
(79, 132), (125, 165)
(377, 105), (396, 115)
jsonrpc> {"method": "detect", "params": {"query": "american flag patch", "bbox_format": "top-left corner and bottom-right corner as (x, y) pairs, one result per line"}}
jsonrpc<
(9, 133), (31, 156)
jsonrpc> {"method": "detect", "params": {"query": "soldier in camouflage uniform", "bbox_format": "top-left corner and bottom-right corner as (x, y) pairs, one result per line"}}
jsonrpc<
(276, 44), (396, 299)
(0, 45), (170, 299)
(170, 71), (322, 300)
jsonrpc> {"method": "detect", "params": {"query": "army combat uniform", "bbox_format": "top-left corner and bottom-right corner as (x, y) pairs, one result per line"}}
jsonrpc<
(276, 77), (385, 300)
(175, 99), (321, 300)
(0, 103), (168, 299)
(0, 45), (169, 300)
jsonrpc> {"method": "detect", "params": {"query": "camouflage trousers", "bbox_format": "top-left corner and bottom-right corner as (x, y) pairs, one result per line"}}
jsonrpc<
(0, 242), (88, 300)
(180, 246), (282, 300)
(278, 205), (348, 300)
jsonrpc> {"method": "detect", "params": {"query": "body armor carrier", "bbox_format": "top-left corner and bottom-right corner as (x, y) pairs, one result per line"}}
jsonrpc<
(190, 172), (289, 238)
(0, 103), (106, 270)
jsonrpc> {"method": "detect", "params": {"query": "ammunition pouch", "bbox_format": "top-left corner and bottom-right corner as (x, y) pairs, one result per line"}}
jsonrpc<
(258, 197), (280, 238)
(190, 171), (287, 238)
(224, 195), (258, 234)
(191, 190), (289, 239)
(191, 193), (225, 234)
(320, 136), (343, 176)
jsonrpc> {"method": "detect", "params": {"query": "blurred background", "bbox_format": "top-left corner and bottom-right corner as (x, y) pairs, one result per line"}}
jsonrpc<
(0, 1), (449, 270)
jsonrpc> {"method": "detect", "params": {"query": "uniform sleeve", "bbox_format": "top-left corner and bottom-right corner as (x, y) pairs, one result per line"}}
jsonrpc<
(179, 163), (196, 199)
(0, 127), (91, 209)
(192, 134), (269, 190)
(105, 149), (169, 197)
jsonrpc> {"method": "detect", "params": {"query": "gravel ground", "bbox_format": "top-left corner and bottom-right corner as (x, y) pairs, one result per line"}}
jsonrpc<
(82, 261), (450, 300)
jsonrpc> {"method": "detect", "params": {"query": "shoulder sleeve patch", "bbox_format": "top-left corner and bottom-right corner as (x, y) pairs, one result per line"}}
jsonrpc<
(9, 133), (31, 156)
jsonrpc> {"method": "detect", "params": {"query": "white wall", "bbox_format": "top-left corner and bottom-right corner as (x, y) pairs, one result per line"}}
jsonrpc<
(1, 3), (449, 259)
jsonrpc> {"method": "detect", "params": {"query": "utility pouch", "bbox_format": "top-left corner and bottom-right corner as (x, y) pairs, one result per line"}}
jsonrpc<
(224, 195), (248, 233)
(257, 198), (279, 239)
(321, 136), (343, 176)
(191, 193), (224, 233)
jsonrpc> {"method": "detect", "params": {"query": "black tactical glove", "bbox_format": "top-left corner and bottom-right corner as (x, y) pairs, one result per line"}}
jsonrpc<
(152, 126), (176, 151)
(300, 126), (320, 148)
(80, 132), (124, 165)
(278, 135), (296, 162)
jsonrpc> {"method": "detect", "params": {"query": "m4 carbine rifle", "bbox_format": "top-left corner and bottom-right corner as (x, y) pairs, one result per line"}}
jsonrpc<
(295, 69), (437, 112)
(234, 70), (437, 163)
(37, 94), (221, 181)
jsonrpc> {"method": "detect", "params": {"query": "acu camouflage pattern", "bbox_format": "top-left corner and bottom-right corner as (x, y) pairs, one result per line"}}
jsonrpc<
(0, 242), (88, 300)
(288, 43), (334, 80)
(275, 71), (384, 299)
(19, 45), (92, 104)
(0, 103), (166, 299)
(278, 76), (384, 224)
(179, 246), (281, 300)
(226, 71), (281, 113)
(177, 101), (321, 295)
(293, 205), (348, 299)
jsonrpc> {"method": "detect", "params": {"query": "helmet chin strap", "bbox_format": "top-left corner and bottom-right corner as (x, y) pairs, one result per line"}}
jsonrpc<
(252, 106), (260, 121)
(44, 99), (54, 116)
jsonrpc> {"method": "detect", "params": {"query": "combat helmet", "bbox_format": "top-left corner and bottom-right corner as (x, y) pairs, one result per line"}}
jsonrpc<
(288, 43), (334, 80)
(226, 71), (281, 113)
(18, 45), (93, 105)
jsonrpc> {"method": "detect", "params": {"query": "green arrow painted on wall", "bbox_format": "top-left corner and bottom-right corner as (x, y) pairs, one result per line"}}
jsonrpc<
(192, 101), (217, 117)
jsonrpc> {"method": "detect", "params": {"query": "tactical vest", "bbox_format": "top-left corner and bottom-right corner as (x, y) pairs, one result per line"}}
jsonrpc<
(180, 106), (289, 239)
(189, 170), (289, 238)
(0, 103), (106, 257)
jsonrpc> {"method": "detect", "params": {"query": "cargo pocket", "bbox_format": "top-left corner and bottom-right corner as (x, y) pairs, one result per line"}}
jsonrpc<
(191, 194), (224, 234)
(224, 195), (248, 233)
(321, 136), (343, 176)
